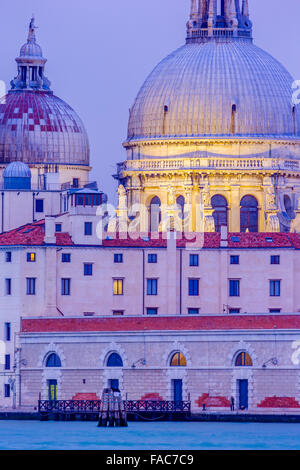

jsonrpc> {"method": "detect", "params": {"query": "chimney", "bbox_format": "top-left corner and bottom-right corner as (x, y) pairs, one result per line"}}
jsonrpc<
(44, 216), (56, 244)
(220, 225), (228, 247)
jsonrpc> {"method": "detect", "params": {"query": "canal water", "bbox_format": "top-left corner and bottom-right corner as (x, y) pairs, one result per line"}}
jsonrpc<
(0, 420), (300, 450)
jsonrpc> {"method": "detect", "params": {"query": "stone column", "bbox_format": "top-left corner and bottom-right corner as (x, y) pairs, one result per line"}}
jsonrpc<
(229, 185), (241, 232)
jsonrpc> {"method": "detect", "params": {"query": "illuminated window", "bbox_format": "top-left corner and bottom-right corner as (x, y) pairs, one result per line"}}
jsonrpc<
(107, 353), (123, 367)
(235, 352), (253, 367)
(113, 279), (124, 295)
(27, 252), (36, 262)
(46, 353), (62, 367)
(170, 352), (187, 367)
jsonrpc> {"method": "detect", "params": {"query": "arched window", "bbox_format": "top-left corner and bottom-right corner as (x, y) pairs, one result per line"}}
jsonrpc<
(240, 195), (258, 232)
(176, 196), (185, 220)
(46, 353), (62, 368)
(107, 353), (123, 367)
(170, 352), (187, 367)
(149, 196), (161, 232)
(211, 195), (228, 232)
(284, 195), (294, 219)
(235, 352), (253, 367)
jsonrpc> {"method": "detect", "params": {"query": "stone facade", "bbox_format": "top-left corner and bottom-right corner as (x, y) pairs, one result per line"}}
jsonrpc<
(18, 318), (300, 412)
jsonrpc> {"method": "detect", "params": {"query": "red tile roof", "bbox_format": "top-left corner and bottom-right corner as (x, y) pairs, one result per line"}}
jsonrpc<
(0, 220), (73, 246)
(21, 315), (300, 333)
(1, 221), (300, 249)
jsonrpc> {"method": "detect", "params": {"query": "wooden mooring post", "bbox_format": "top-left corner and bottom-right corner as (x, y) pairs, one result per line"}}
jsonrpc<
(97, 388), (128, 427)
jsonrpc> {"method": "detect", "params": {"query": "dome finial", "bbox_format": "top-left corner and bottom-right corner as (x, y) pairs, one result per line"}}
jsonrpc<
(186, 0), (253, 44)
(28, 16), (38, 43)
(10, 17), (52, 92)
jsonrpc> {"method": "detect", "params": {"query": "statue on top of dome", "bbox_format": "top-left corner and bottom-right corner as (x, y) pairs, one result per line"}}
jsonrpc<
(28, 17), (38, 43)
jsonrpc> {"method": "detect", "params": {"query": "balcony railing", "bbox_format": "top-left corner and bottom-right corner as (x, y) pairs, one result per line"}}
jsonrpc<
(118, 157), (300, 174)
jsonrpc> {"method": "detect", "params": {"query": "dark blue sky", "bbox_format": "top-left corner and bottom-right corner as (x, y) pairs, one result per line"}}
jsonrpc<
(0, 0), (299, 202)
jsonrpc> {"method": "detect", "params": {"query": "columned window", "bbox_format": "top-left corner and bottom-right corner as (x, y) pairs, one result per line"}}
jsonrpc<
(240, 195), (258, 232)
(211, 195), (228, 232)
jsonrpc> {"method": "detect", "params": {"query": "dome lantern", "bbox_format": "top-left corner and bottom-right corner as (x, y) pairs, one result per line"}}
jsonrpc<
(11, 17), (51, 92)
(187, 0), (252, 44)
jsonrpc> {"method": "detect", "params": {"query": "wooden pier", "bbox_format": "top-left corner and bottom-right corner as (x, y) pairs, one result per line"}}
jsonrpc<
(38, 398), (191, 422)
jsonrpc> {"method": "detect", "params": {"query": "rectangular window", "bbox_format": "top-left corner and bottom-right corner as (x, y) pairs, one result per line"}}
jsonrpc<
(27, 252), (36, 262)
(84, 222), (92, 236)
(148, 254), (157, 264)
(5, 279), (11, 296)
(271, 255), (280, 265)
(55, 224), (62, 233)
(62, 253), (71, 263)
(270, 280), (281, 297)
(72, 178), (79, 188)
(189, 279), (199, 296)
(35, 199), (44, 213)
(229, 279), (240, 297)
(5, 323), (11, 342)
(4, 384), (10, 398)
(5, 252), (12, 263)
(147, 308), (158, 315)
(229, 308), (241, 314)
(188, 308), (199, 315)
(26, 278), (36, 295)
(4, 354), (10, 371)
(147, 279), (158, 296)
(269, 308), (281, 313)
(189, 254), (199, 267)
(61, 278), (71, 296)
(84, 263), (93, 276)
(113, 279), (124, 296)
(230, 255), (240, 265)
(114, 254), (123, 263)
(113, 311), (124, 316)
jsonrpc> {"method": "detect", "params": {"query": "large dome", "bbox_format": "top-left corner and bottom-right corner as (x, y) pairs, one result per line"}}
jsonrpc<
(0, 91), (90, 165)
(127, 40), (299, 141)
(0, 18), (90, 167)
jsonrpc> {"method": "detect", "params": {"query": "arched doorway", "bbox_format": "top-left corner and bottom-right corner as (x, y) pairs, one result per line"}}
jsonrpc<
(235, 351), (253, 410)
(211, 195), (228, 232)
(240, 195), (258, 232)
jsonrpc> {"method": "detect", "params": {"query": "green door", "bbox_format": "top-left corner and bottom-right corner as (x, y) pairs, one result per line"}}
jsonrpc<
(48, 379), (58, 401)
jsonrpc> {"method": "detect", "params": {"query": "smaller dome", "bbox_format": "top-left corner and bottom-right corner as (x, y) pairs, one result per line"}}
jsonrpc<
(20, 42), (43, 58)
(4, 161), (31, 178)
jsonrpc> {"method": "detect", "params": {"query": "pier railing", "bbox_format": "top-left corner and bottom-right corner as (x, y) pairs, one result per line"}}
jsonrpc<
(38, 399), (191, 415)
